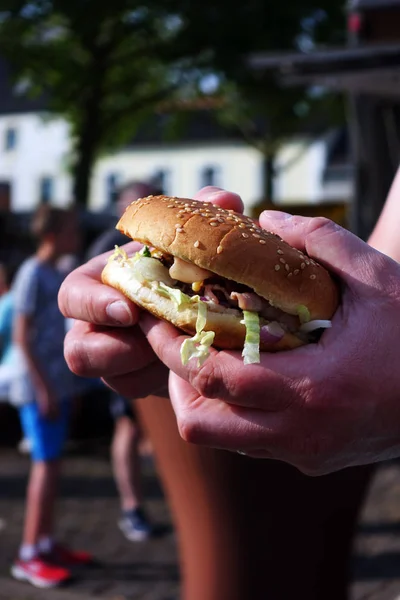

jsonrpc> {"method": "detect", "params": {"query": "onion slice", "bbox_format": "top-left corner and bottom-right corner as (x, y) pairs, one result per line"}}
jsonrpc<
(299, 320), (332, 333)
(260, 322), (285, 344)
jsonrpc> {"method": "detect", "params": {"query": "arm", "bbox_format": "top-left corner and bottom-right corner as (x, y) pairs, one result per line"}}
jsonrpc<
(14, 313), (58, 418)
(368, 167), (400, 258)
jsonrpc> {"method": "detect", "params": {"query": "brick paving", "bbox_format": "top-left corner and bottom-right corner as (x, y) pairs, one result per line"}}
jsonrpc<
(1, 447), (400, 599)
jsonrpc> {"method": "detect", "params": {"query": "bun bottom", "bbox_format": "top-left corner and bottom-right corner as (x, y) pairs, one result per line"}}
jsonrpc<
(102, 261), (305, 352)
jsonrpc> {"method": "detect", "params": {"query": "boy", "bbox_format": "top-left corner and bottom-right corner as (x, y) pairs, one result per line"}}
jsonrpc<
(11, 206), (91, 588)
(87, 181), (156, 542)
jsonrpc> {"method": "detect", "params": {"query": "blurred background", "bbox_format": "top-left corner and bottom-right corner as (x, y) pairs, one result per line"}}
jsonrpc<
(1, 1), (400, 598)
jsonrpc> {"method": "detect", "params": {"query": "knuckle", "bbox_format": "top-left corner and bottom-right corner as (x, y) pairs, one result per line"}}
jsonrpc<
(310, 216), (334, 232)
(176, 413), (203, 444)
(64, 335), (92, 377)
(191, 361), (224, 400)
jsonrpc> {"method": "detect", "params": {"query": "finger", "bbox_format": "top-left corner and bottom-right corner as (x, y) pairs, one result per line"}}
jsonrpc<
(259, 211), (313, 250)
(194, 187), (244, 213)
(140, 313), (300, 409)
(168, 372), (286, 451)
(260, 211), (396, 292)
(59, 241), (141, 326)
(104, 360), (169, 400)
(64, 320), (158, 378)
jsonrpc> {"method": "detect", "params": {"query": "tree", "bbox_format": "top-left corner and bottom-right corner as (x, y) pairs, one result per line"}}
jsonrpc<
(0, 0), (347, 205)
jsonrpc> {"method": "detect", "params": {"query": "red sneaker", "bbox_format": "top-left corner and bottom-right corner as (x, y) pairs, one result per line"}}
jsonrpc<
(11, 557), (71, 588)
(44, 543), (93, 566)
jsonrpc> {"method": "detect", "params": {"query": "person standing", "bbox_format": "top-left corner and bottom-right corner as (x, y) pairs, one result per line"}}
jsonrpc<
(87, 180), (159, 541)
(11, 206), (91, 589)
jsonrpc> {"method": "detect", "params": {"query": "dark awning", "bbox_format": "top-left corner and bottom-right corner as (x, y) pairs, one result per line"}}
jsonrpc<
(249, 44), (400, 97)
(348, 0), (400, 10)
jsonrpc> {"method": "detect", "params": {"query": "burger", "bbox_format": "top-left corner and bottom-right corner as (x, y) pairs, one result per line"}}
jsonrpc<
(102, 195), (338, 366)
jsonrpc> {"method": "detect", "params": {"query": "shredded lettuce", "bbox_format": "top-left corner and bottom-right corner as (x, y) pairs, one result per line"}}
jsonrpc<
(241, 310), (261, 365)
(180, 302), (215, 367)
(156, 283), (199, 307)
(297, 304), (311, 324)
(111, 245), (129, 263)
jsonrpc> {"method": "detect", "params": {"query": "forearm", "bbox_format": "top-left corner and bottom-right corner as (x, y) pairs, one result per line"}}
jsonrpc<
(368, 167), (400, 260)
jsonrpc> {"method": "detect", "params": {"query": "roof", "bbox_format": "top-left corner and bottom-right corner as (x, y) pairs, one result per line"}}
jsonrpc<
(249, 44), (400, 97)
(0, 58), (47, 115)
(348, 0), (400, 10)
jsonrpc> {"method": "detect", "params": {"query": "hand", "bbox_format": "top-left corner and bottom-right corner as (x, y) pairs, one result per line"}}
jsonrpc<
(140, 210), (400, 475)
(58, 187), (244, 399)
(37, 385), (59, 420)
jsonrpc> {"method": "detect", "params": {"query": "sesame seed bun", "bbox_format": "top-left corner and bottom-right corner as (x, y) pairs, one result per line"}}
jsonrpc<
(116, 195), (338, 321)
(102, 259), (305, 351)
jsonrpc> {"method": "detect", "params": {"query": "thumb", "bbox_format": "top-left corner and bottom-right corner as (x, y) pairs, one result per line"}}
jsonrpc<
(194, 187), (244, 214)
(260, 210), (395, 292)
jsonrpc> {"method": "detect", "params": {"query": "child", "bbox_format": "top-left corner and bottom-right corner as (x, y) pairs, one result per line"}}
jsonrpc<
(10, 206), (91, 588)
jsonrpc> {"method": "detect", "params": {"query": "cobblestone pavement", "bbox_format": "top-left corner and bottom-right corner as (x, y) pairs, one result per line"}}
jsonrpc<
(1, 448), (400, 599)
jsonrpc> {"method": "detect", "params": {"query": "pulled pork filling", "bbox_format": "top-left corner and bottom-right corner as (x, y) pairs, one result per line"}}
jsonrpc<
(109, 246), (331, 365)
(152, 250), (327, 344)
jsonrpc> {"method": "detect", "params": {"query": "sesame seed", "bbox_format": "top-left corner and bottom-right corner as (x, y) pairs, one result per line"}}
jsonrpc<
(217, 245), (223, 254)
(310, 274), (316, 280)
(306, 260), (310, 266)
(294, 269), (300, 276)
(285, 264), (290, 272)
(177, 227), (184, 233)
(184, 203), (190, 207)
(301, 263), (306, 270)
(259, 239), (266, 245)
(253, 234), (261, 239)
(239, 223), (246, 229)
(249, 228), (255, 233)
(217, 218), (224, 223)
(280, 258), (286, 264)
(194, 240), (200, 248)
(288, 273), (293, 278)
(277, 249), (284, 255)
(275, 265), (280, 271)
(210, 222), (218, 227)
(201, 213), (209, 217)
(242, 232), (249, 238)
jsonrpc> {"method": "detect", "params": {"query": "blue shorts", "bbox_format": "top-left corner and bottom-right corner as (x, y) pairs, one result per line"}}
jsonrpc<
(19, 400), (70, 462)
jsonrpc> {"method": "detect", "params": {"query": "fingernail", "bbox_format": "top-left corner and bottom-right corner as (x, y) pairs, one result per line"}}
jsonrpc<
(261, 210), (292, 221)
(200, 186), (223, 194)
(106, 301), (133, 325)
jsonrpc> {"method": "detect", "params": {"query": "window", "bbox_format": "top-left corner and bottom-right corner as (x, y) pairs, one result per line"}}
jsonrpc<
(4, 128), (17, 151)
(152, 169), (170, 195)
(200, 165), (221, 188)
(106, 173), (119, 206)
(39, 177), (54, 204)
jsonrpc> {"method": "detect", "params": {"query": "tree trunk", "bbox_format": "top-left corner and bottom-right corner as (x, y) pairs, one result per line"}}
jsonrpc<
(72, 106), (101, 207)
(262, 154), (275, 204)
(72, 46), (107, 207)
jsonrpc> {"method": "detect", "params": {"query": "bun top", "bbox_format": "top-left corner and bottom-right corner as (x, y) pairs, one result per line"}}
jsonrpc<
(117, 195), (339, 320)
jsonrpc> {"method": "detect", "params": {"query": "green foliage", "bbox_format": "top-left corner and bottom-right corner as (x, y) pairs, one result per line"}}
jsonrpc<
(0, 0), (347, 204)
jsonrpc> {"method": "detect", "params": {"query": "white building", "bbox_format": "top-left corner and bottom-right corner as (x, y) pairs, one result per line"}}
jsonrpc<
(0, 59), (353, 215)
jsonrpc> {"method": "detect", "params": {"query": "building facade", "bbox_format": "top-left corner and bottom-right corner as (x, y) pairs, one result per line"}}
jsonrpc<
(0, 110), (353, 216)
